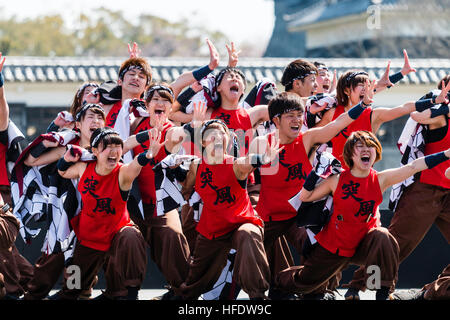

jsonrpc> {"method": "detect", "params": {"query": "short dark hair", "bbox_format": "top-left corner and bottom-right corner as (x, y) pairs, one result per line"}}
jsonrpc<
(281, 59), (318, 91)
(342, 130), (382, 168)
(90, 127), (123, 150)
(118, 57), (152, 85)
(268, 92), (304, 120)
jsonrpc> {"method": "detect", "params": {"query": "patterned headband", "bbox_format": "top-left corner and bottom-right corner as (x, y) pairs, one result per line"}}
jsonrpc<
(145, 85), (175, 100)
(346, 71), (369, 82)
(76, 82), (99, 98)
(91, 128), (118, 148)
(75, 103), (105, 122)
(215, 68), (246, 88)
(119, 65), (146, 81)
(200, 119), (229, 137)
(286, 70), (317, 86)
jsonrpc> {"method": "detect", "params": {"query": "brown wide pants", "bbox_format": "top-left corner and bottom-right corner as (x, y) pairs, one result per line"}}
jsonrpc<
(346, 181), (450, 293)
(134, 207), (190, 296)
(59, 225), (147, 299)
(276, 227), (399, 295)
(180, 223), (270, 299)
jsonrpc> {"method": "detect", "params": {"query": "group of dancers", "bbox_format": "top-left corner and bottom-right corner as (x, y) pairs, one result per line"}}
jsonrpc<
(0, 40), (449, 300)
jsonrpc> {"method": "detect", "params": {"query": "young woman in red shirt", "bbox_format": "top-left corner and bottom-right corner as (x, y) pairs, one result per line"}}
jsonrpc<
(276, 130), (450, 300)
(179, 119), (282, 300)
(55, 127), (164, 300)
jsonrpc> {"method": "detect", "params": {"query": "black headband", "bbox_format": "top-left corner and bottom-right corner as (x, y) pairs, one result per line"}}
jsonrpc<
(145, 85), (175, 100)
(75, 103), (105, 122)
(286, 70), (317, 86)
(91, 128), (118, 148)
(200, 119), (229, 137)
(346, 71), (368, 82)
(215, 67), (246, 89)
(77, 82), (99, 98)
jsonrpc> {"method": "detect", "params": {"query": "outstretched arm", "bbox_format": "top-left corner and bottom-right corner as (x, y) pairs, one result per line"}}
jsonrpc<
(119, 130), (165, 191)
(378, 148), (450, 192)
(170, 38), (219, 98)
(371, 80), (450, 132)
(0, 53), (9, 131)
(304, 80), (376, 152)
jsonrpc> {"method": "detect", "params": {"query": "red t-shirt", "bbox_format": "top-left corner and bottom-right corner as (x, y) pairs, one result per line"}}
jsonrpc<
(420, 120), (450, 189)
(0, 138), (8, 186)
(315, 168), (382, 257)
(132, 118), (173, 213)
(72, 162), (131, 251)
(330, 105), (372, 170)
(106, 101), (122, 128)
(256, 132), (313, 222)
(211, 106), (253, 157)
(195, 155), (263, 240)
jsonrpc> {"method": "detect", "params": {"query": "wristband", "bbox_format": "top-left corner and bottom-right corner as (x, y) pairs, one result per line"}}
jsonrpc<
(46, 121), (60, 133)
(177, 87), (197, 107)
(30, 142), (47, 158)
(415, 99), (434, 112)
(172, 166), (187, 182)
(424, 151), (449, 169)
(192, 65), (212, 81)
(250, 154), (266, 168)
(137, 152), (152, 166)
(303, 170), (320, 192)
(348, 102), (365, 120)
(136, 130), (150, 144)
(0, 72), (4, 88)
(388, 72), (403, 87)
(57, 157), (75, 171)
(430, 104), (449, 118)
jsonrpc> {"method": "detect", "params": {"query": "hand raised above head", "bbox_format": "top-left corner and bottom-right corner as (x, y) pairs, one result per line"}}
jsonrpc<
(226, 41), (241, 68)
(400, 49), (416, 76)
(206, 38), (219, 71)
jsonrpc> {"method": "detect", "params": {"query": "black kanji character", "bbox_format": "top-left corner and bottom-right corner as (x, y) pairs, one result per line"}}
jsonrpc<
(355, 200), (376, 218)
(82, 176), (99, 198)
(200, 167), (214, 189)
(216, 113), (231, 125)
(93, 197), (116, 215)
(341, 180), (363, 202)
(285, 163), (308, 181)
(214, 186), (236, 205)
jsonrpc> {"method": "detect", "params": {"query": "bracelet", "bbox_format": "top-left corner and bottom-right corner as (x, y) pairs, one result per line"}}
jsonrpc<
(415, 99), (434, 112)
(136, 130), (150, 144)
(0, 72), (4, 88)
(430, 104), (449, 118)
(192, 65), (212, 81)
(137, 152), (152, 166)
(348, 102), (366, 120)
(424, 151), (449, 169)
(57, 157), (75, 171)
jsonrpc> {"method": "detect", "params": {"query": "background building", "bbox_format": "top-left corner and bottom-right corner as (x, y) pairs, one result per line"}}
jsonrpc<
(265, 0), (450, 58)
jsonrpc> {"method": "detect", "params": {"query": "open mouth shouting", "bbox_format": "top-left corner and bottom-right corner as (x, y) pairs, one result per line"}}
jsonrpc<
(360, 154), (371, 165)
(154, 108), (165, 115)
(107, 155), (119, 165)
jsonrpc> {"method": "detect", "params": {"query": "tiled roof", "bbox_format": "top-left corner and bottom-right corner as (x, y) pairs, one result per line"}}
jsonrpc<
(3, 56), (450, 85)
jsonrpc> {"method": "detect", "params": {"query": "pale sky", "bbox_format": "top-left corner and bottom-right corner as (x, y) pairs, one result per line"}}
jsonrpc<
(0, 0), (275, 47)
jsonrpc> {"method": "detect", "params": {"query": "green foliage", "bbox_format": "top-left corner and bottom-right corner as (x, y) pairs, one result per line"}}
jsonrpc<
(0, 8), (228, 57)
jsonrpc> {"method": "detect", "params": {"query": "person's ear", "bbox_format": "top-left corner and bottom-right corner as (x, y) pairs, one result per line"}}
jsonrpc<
(272, 116), (281, 128)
